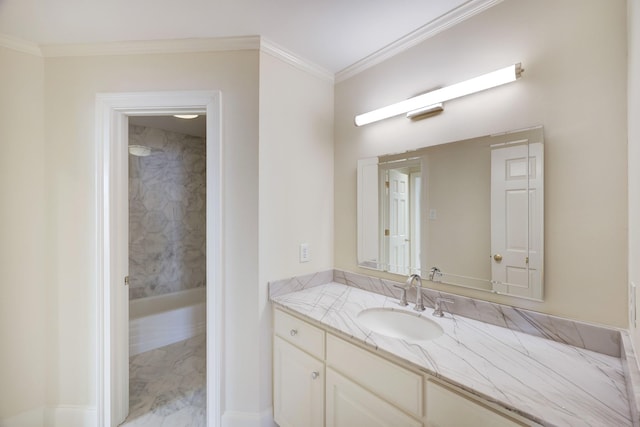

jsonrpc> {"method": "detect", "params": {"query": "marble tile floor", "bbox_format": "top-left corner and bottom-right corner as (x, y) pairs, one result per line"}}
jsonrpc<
(120, 333), (206, 427)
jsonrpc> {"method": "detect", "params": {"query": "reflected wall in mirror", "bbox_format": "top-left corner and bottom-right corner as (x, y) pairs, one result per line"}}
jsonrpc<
(357, 126), (544, 300)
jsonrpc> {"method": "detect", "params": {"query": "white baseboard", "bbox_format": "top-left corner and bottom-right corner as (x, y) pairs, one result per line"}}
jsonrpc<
(221, 408), (276, 427)
(45, 405), (97, 427)
(0, 407), (44, 427)
(0, 406), (96, 427)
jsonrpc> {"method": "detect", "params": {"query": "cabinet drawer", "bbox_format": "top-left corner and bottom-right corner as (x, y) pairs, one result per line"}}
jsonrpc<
(326, 334), (423, 418)
(274, 309), (325, 359)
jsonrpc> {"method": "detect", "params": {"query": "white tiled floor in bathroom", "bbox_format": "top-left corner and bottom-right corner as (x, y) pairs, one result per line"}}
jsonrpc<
(120, 334), (206, 427)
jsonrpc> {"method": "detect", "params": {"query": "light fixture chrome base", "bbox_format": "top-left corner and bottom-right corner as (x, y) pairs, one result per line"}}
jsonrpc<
(406, 102), (444, 120)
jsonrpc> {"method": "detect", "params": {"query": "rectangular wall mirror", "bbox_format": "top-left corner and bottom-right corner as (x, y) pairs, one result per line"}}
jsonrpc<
(357, 126), (544, 300)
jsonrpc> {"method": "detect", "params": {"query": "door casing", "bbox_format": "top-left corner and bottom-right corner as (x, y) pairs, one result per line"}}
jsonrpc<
(95, 90), (223, 427)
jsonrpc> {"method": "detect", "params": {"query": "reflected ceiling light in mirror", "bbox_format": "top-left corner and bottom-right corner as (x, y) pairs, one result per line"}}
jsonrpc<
(354, 63), (523, 127)
(173, 114), (199, 119)
(128, 145), (151, 157)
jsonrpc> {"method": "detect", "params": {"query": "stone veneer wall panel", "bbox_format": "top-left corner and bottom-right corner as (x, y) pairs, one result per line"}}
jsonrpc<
(129, 124), (206, 299)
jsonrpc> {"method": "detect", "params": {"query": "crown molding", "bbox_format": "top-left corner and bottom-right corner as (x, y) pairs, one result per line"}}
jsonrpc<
(0, 32), (334, 82)
(2, 0), (501, 82)
(0, 34), (42, 56)
(335, 0), (504, 83)
(260, 38), (334, 83)
(40, 36), (261, 57)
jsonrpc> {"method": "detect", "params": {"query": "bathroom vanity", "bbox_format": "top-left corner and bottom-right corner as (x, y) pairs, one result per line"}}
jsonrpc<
(269, 271), (637, 427)
(273, 308), (531, 427)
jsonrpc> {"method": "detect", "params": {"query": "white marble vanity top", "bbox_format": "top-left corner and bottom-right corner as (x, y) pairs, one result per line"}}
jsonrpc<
(271, 282), (632, 427)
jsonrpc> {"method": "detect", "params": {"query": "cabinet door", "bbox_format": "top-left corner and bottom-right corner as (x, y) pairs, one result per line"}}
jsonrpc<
(426, 380), (527, 427)
(273, 336), (324, 427)
(326, 368), (422, 427)
(327, 334), (423, 418)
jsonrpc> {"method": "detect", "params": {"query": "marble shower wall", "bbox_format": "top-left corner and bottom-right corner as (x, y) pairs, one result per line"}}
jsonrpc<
(129, 124), (206, 300)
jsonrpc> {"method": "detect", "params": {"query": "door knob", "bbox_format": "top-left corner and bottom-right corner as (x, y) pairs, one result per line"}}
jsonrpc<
(493, 253), (503, 262)
(311, 371), (320, 380)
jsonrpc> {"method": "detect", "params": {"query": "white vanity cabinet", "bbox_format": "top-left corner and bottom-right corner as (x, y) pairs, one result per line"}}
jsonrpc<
(273, 310), (325, 427)
(425, 379), (528, 427)
(325, 334), (423, 427)
(325, 368), (422, 427)
(273, 308), (538, 427)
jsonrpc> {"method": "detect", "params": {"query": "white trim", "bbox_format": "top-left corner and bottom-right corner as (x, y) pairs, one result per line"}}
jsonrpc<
(95, 90), (223, 427)
(39, 34), (334, 82)
(46, 405), (98, 427)
(42, 36), (260, 57)
(260, 38), (334, 83)
(0, 407), (45, 427)
(221, 408), (276, 427)
(335, 0), (504, 83)
(0, 33), (42, 56)
(0, 405), (98, 427)
(3, 0), (499, 81)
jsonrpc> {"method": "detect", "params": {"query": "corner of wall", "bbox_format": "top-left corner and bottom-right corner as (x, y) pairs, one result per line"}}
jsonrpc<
(628, 0), (640, 365)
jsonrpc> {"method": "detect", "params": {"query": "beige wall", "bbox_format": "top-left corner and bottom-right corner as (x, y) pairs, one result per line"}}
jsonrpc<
(0, 47), (47, 419)
(0, 41), (334, 424)
(43, 50), (261, 416)
(335, 0), (628, 327)
(423, 136), (492, 289)
(0, 0), (634, 419)
(38, 46), (334, 423)
(258, 51), (334, 413)
(629, 0), (640, 350)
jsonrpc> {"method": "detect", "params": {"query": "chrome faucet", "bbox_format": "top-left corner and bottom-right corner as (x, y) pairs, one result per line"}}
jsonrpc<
(433, 297), (454, 317)
(406, 274), (426, 311)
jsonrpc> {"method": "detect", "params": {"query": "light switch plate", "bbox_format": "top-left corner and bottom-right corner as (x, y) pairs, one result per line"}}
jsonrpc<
(299, 243), (310, 263)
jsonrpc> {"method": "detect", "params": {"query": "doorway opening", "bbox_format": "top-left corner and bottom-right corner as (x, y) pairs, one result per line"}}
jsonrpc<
(95, 91), (222, 427)
(122, 114), (207, 425)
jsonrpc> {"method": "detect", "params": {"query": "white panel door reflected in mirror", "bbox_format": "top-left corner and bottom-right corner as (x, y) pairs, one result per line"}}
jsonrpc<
(357, 126), (544, 301)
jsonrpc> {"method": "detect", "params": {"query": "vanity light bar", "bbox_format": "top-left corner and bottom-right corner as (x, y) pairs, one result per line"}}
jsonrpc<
(354, 63), (523, 127)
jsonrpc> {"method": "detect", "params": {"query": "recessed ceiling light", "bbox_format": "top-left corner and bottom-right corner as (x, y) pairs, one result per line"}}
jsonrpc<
(173, 114), (199, 119)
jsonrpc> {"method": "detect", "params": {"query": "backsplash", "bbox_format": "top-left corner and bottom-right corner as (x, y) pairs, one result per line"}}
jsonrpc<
(129, 124), (206, 300)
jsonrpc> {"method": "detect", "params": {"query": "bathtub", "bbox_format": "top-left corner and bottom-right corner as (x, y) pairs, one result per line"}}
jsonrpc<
(129, 287), (206, 356)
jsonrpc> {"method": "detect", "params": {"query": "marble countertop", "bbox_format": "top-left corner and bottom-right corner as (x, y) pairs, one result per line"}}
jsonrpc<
(271, 282), (632, 427)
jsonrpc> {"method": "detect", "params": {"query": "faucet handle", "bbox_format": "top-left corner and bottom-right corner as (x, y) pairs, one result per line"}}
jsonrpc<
(429, 267), (442, 282)
(433, 297), (454, 317)
(393, 284), (409, 306)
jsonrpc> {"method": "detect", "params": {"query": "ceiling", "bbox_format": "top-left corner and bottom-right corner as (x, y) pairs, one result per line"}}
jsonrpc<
(0, 0), (474, 74)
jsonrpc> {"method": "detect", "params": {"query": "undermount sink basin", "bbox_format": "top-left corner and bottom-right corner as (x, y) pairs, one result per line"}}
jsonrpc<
(356, 308), (444, 342)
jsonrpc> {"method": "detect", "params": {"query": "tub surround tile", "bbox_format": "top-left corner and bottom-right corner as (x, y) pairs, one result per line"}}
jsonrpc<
(271, 283), (633, 426)
(129, 124), (206, 300)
